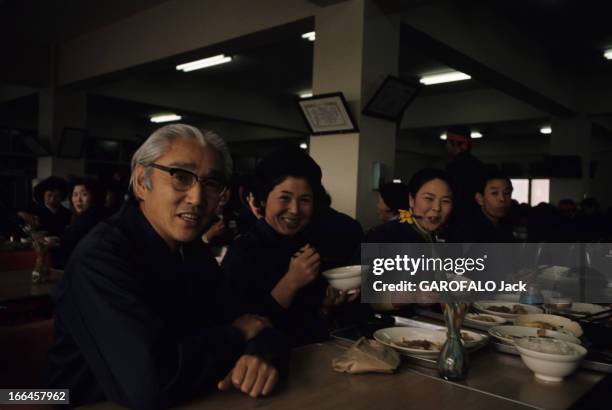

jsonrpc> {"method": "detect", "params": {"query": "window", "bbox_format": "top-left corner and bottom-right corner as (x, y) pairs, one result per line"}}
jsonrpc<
(510, 178), (550, 206)
(530, 179), (550, 206)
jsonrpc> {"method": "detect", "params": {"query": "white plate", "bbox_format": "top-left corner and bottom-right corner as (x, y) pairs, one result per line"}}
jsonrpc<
(473, 301), (543, 318)
(465, 313), (507, 327)
(488, 325), (582, 346)
(373, 327), (485, 358)
(373, 327), (446, 358)
(551, 303), (607, 317)
(514, 313), (583, 337)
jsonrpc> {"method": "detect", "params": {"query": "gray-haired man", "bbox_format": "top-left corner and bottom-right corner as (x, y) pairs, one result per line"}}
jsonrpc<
(46, 124), (288, 409)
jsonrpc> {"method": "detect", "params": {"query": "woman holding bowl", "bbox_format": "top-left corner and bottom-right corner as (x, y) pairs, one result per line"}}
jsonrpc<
(222, 149), (358, 346)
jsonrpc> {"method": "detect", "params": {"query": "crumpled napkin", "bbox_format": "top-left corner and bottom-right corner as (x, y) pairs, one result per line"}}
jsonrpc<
(332, 337), (401, 374)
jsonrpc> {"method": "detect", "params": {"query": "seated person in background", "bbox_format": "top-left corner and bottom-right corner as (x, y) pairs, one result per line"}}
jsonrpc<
(446, 170), (514, 243)
(375, 182), (410, 224)
(55, 178), (109, 268)
(366, 168), (454, 243)
(222, 148), (359, 347)
(26, 176), (72, 237)
(46, 124), (288, 409)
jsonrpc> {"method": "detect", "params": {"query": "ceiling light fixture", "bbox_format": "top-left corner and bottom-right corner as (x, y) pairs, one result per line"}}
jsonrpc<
(150, 114), (182, 123)
(470, 131), (483, 139)
(392, 179), (402, 183)
(301, 31), (315, 41)
(300, 142), (308, 149)
(604, 49), (612, 60)
(419, 71), (471, 86)
(540, 126), (552, 135)
(299, 92), (313, 99)
(440, 133), (447, 140)
(176, 54), (232, 72)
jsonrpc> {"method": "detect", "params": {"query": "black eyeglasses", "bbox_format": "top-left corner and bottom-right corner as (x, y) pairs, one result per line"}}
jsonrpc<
(147, 163), (226, 198)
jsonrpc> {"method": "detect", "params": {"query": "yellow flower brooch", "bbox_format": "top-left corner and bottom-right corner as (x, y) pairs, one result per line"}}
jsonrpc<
(398, 209), (415, 224)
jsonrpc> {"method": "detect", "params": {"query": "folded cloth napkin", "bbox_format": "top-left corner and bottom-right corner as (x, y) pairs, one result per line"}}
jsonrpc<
(332, 337), (400, 374)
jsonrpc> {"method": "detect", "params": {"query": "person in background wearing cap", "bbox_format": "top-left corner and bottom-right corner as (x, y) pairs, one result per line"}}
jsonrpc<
(222, 148), (360, 347)
(445, 128), (488, 220)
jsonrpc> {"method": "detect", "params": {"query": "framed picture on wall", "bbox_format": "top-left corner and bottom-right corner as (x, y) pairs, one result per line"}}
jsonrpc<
(362, 76), (421, 122)
(298, 92), (358, 135)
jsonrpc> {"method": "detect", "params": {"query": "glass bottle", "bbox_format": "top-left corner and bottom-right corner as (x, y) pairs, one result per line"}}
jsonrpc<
(438, 302), (469, 380)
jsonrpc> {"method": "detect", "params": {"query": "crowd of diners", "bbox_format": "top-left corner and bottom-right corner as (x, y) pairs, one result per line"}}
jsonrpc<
(0, 124), (611, 408)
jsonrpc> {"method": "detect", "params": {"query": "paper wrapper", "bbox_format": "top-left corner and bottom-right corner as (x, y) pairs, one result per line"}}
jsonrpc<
(332, 337), (400, 374)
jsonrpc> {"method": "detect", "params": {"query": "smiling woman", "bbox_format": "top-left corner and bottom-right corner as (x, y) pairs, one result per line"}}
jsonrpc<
(222, 148), (359, 346)
(366, 168), (455, 243)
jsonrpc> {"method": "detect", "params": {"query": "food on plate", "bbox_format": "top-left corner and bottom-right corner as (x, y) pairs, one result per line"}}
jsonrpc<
(523, 321), (557, 331)
(460, 332), (475, 342)
(487, 304), (527, 314)
(472, 315), (497, 322)
(395, 338), (441, 351)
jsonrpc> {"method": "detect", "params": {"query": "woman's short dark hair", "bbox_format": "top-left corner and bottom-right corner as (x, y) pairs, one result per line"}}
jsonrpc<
(254, 148), (326, 212)
(69, 177), (104, 210)
(407, 168), (454, 198)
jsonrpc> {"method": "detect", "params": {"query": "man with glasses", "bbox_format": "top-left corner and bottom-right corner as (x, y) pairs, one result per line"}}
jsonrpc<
(46, 124), (288, 409)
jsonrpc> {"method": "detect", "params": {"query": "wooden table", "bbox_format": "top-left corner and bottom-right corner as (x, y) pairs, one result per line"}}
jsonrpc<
(0, 269), (61, 303)
(83, 341), (607, 410)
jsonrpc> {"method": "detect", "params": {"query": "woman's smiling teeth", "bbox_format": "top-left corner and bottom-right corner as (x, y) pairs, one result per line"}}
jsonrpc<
(281, 215), (299, 228)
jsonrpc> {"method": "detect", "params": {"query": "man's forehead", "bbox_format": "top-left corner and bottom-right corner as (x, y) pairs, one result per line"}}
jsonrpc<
(486, 179), (512, 190)
(161, 142), (224, 173)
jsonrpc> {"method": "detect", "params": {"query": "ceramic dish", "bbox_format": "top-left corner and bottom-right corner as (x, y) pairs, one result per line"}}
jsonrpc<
(473, 301), (543, 318)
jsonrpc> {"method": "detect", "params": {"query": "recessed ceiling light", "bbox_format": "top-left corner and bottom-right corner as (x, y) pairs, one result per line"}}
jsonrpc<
(392, 179), (402, 183)
(440, 133), (447, 140)
(604, 49), (612, 60)
(470, 131), (483, 139)
(299, 142), (308, 149)
(176, 54), (232, 72)
(419, 71), (471, 86)
(540, 126), (552, 135)
(299, 92), (313, 99)
(150, 114), (182, 123)
(301, 31), (315, 41)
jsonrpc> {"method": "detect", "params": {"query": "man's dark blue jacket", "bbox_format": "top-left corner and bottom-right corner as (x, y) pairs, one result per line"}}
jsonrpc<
(45, 199), (288, 409)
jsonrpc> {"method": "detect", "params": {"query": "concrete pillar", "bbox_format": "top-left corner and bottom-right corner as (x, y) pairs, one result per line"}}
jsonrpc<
(310, 0), (399, 230)
(549, 117), (592, 204)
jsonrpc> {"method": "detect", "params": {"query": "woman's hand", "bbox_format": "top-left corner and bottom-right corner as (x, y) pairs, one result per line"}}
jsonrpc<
(203, 220), (225, 243)
(271, 244), (320, 308)
(286, 245), (320, 289)
(322, 285), (360, 308)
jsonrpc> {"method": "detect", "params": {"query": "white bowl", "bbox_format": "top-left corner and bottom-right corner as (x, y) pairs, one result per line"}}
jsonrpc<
(515, 337), (587, 382)
(322, 265), (362, 290)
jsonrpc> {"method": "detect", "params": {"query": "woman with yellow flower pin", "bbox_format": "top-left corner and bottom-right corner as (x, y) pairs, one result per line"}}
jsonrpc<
(366, 169), (454, 243)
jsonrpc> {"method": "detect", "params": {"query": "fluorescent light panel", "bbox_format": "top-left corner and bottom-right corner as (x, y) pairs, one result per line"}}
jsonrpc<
(299, 92), (313, 99)
(604, 49), (612, 60)
(150, 114), (182, 123)
(540, 126), (552, 135)
(420, 71), (471, 85)
(176, 54), (232, 72)
(302, 31), (315, 41)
